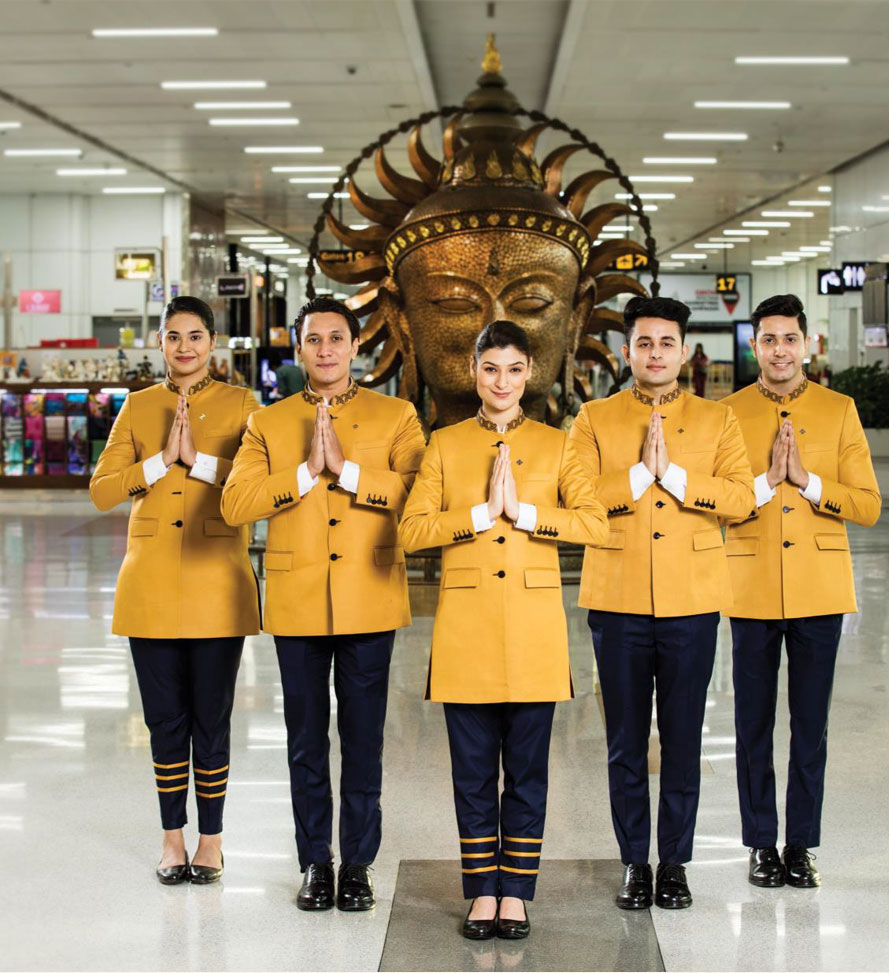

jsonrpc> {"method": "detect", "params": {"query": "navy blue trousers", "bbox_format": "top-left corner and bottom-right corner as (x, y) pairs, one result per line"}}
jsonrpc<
(588, 610), (719, 865)
(444, 701), (556, 901)
(275, 631), (394, 870)
(731, 614), (843, 848)
(129, 636), (244, 835)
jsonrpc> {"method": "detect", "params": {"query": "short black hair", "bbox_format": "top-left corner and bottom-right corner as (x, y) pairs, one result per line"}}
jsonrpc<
(623, 296), (690, 343)
(474, 320), (532, 361)
(751, 293), (807, 336)
(160, 295), (216, 335)
(295, 296), (360, 345)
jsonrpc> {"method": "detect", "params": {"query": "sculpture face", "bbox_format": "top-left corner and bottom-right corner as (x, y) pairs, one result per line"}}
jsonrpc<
(392, 231), (582, 426)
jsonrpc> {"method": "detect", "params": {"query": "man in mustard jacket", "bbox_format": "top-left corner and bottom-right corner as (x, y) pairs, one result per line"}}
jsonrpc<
(221, 297), (426, 912)
(569, 296), (754, 911)
(723, 294), (881, 890)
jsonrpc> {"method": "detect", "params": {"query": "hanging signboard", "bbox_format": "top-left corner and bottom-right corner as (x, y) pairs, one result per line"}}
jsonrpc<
(217, 275), (250, 298)
(115, 249), (158, 280)
(638, 272), (751, 323)
(608, 252), (649, 272)
(318, 250), (368, 264)
(19, 289), (61, 313)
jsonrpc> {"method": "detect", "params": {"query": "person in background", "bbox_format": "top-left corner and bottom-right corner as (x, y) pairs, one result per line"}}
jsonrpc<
(400, 320), (607, 941)
(274, 350), (306, 399)
(722, 294), (881, 890)
(90, 295), (260, 886)
(690, 342), (709, 398)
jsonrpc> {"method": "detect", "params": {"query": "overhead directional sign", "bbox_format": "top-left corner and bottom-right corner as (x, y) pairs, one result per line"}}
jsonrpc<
(609, 252), (649, 272)
(217, 275), (249, 298)
(716, 274), (740, 315)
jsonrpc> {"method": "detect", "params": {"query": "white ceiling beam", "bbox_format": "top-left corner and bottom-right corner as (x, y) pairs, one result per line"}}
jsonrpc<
(543, 0), (588, 117)
(394, 0), (439, 112)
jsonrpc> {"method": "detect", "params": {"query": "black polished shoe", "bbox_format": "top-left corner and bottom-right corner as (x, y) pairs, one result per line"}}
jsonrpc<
(655, 863), (692, 909)
(336, 864), (375, 911)
(783, 845), (821, 888)
(297, 862), (335, 911)
(749, 847), (786, 888)
(189, 852), (224, 885)
(462, 900), (497, 940)
(156, 855), (189, 886)
(616, 863), (653, 910)
(496, 902), (530, 940)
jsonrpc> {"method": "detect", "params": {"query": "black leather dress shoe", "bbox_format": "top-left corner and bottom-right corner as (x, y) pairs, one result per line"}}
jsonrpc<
(783, 845), (820, 888)
(462, 901), (497, 940)
(496, 903), (530, 940)
(616, 863), (653, 910)
(189, 852), (224, 885)
(336, 864), (375, 911)
(156, 855), (189, 885)
(749, 847), (786, 887)
(297, 862), (335, 911)
(655, 863), (692, 909)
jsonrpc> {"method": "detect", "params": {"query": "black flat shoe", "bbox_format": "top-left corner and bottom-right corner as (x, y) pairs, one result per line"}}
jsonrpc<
(655, 863), (692, 909)
(749, 847), (786, 888)
(496, 902), (530, 940)
(783, 845), (820, 888)
(462, 900), (497, 940)
(616, 863), (653, 910)
(336, 864), (375, 911)
(189, 852), (224, 885)
(297, 862), (335, 911)
(156, 855), (189, 885)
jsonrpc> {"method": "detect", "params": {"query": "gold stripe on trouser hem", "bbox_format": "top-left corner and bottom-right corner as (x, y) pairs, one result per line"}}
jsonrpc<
(194, 765), (229, 775)
(460, 836), (497, 843)
(502, 850), (539, 858)
(500, 866), (539, 874)
(155, 772), (188, 781)
(196, 790), (227, 799)
(461, 853), (496, 859)
(502, 836), (542, 843)
(157, 784), (188, 793)
(194, 777), (228, 787)
(154, 760), (189, 769)
(462, 865), (498, 874)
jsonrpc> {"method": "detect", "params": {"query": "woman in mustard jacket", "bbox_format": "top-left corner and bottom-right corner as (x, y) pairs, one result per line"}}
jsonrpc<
(399, 321), (608, 940)
(90, 296), (260, 885)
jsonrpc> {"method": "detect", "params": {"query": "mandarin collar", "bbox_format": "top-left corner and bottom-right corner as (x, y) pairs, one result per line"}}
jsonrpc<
(756, 376), (809, 405)
(475, 408), (526, 434)
(164, 373), (213, 396)
(631, 383), (682, 407)
(301, 379), (358, 408)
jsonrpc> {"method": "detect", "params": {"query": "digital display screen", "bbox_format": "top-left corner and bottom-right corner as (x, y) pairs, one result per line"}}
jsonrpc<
(818, 268), (844, 295)
(733, 321), (758, 390)
(842, 262), (868, 291)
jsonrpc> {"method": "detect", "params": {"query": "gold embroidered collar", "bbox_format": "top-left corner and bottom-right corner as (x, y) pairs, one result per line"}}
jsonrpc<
(165, 373), (213, 395)
(756, 376), (808, 404)
(475, 408), (526, 434)
(301, 379), (358, 408)
(631, 383), (682, 407)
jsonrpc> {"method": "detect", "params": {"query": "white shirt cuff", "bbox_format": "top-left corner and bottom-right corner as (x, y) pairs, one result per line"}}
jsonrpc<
(338, 460), (360, 495)
(659, 462), (687, 503)
(188, 451), (218, 484)
(142, 452), (169, 486)
(801, 471), (823, 505)
(471, 502), (495, 533)
(514, 502), (538, 533)
(629, 462), (656, 501)
(297, 461), (318, 498)
(754, 472), (777, 508)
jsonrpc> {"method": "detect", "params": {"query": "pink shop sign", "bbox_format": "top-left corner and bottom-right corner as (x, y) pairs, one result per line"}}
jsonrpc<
(19, 289), (61, 313)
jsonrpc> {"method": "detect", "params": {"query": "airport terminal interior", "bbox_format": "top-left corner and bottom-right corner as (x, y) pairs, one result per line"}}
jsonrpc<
(1, 1), (888, 971)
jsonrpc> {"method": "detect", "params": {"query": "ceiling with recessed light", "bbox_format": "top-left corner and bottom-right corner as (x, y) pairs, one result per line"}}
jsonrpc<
(0, 0), (886, 273)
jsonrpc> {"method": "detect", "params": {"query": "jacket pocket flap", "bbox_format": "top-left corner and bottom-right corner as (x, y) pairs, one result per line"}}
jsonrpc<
(130, 517), (157, 537)
(443, 567), (480, 589)
(815, 533), (849, 551)
(524, 568), (560, 588)
(693, 528), (724, 551)
(265, 551), (293, 571)
(600, 529), (625, 550)
(725, 537), (758, 556)
(204, 518), (237, 537)
(374, 546), (406, 566)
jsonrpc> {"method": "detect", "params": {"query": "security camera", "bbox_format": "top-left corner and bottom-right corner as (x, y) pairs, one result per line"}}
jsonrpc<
(346, 65), (357, 75)
(773, 139), (785, 154)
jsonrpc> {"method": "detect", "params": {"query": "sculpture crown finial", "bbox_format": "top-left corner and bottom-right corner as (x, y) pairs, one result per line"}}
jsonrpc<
(482, 33), (502, 74)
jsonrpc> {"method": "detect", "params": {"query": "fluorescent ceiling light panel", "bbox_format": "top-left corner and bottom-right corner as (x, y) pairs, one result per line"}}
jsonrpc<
(288, 176), (337, 184)
(800, 246), (832, 252)
(241, 236), (282, 243)
(615, 193), (675, 200)
(57, 168), (126, 176)
(643, 156), (716, 165)
(626, 176), (694, 183)
(308, 192), (349, 199)
(724, 228), (768, 236)
(0, 121), (21, 130)
(695, 243), (734, 249)
(93, 27), (219, 37)
(752, 260), (780, 266)
(761, 210), (813, 218)
(603, 225), (633, 232)
(743, 221), (791, 227)
(863, 205), (889, 212)
(195, 101), (290, 110)
(162, 80), (265, 89)
(271, 165), (340, 173)
(818, 186), (832, 192)
(288, 258), (309, 264)
(712, 236), (749, 242)
(210, 118), (298, 126)
(695, 100), (791, 109)
(244, 146), (322, 154)
(663, 132), (747, 141)
(788, 200), (830, 206)
(4, 148), (81, 157)
(734, 56), (849, 65)
(671, 253), (707, 260)
(102, 187), (165, 194)
(641, 205), (658, 212)
(659, 262), (686, 268)
(349, 224), (369, 230)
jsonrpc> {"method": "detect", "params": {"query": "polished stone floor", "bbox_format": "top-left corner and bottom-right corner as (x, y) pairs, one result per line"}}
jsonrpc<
(0, 491), (887, 972)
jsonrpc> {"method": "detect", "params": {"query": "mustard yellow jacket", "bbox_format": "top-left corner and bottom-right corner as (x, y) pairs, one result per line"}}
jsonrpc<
(722, 380), (881, 619)
(569, 387), (754, 617)
(399, 415), (608, 703)
(221, 385), (426, 636)
(89, 380), (261, 639)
